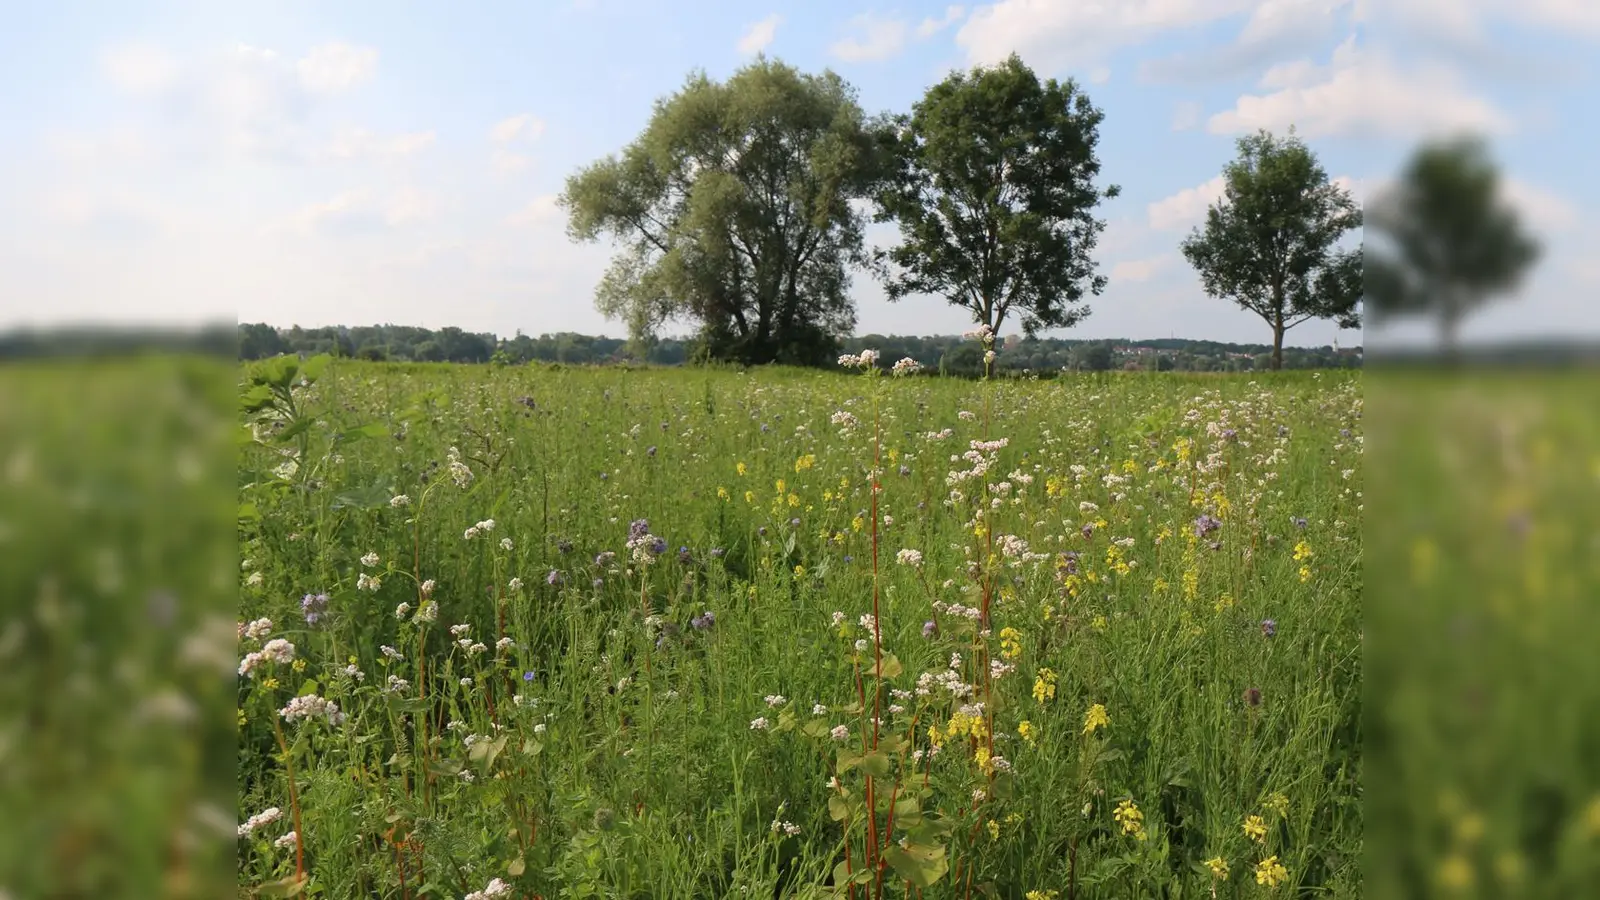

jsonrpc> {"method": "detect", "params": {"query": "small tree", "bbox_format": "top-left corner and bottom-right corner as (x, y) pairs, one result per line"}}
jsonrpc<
(1364, 135), (1540, 358)
(873, 53), (1119, 339)
(1180, 128), (1362, 370)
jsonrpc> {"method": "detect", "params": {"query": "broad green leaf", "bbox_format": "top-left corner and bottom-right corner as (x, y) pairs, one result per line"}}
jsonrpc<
(875, 652), (903, 679)
(256, 874), (308, 897)
(883, 841), (948, 888)
(860, 751), (891, 778)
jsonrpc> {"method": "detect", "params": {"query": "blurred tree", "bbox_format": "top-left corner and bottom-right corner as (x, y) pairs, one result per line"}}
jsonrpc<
(1365, 135), (1541, 358)
(873, 54), (1118, 339)
(560, 57), (886, 367)
(1181, 128), (1362, 370)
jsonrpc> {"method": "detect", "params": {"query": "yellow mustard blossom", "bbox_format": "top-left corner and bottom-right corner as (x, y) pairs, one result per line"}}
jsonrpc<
(237, 708), (248, 727)
(1113, 799), (1146, 839)
(794, 454), (815, 473)
(1205, 857), (1230, 880)
(975, 746), (991, 770)
(793, 565), (805, 577)
(1025, 891), (1058, 900)
(1264, 792), (1289, 819)
(292, 658), (307, 672)
(1091, 614), (1108, 631)
(887, 448), (898, 463)
(262, 677), (280, 690)
(1045, 476), (1066, 499)
(736, 461), (747, 476)
(927, 723), (944, 749)
(1032, 668), (1057, 704)
(717, 486), (729, 500)
(775, 478), (785, 494)
(744, 490), (755, 505)
(1254, 856), (1288, 888)
(823, 489), (834, 502)
(852, 515), (865, 532)
(1082, 703), (1110, 735)
(1004, 812), (1023, 826)
(1435, 855), (1473, 890)
(787, 493), (800, 507)
(1243, 815), (1268, 843)
(999, 627), (1023, 660)
(1298, 565), (1312, 583)
(1292, 540), (1312, 562)
(1017, 720), (1036, 746)
(987, 819), (1000, 841)
(1153, 578), (1169, 594)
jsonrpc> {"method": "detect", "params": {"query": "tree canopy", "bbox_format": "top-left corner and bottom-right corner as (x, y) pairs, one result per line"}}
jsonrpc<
(1179, 128), (1362, 370)
(1364, 135), (1540, 354)
(559, 57), (887, 366)
(872, 53), (1118, 338)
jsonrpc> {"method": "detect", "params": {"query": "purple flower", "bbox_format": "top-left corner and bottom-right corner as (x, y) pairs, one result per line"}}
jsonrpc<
(628, 519), (651, 542)
(557, 539), (573, 554)
(300, 592), (329, 626)
(592, 578), (604, 589)
(899, 465), (910, 476)
(761, 423), (770, 433)
(523, 670), (536, 681)
(1081, 523), (1094, 540)
(922, 620), (937, 638)
(518, 396), (536, 409)
(1292, 517), (1308, 530)
(646, 445), (657, 457)
(843, 555), (853, 563)
(1221, 428), (1237, 442)
(678, 546), (693, 564)
(546, 569), (565, 586)
(758, 526), (768, 537)
(648, 537), (667, 555)
(1261, 619), (1277, 637)
(691, 611), (716, 631)
(1059, 552), (1079, 575)
(789, 517), (800, 527)
(1194, 514), (1222, 538)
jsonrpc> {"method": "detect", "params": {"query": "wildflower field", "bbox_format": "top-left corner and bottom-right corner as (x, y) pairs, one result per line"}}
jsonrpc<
(236, 351), (1363, 899)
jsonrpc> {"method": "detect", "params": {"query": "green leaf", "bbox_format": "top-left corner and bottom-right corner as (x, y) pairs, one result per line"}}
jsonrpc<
(299, 353), (332, 384)
(256, 874), (308, 897)
(836, 748), (862, 773)
(507, 856), (526, 876)
(801, 719), (832, 739)
(426, 758), (463, 778)
(298, 680), (320, 697)
(468, 735), (509, 772)
(875, 652), (903, 679)
(331, 484), (393, 510)
(238, 502), (259, 522)
(273, 415), (315, 444)
(883, 841), (948, 888)
(860, 751), (891, 778)
(828, 794), (850, 822)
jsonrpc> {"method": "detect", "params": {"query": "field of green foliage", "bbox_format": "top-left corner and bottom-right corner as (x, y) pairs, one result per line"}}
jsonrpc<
(236, 350), (1362, 899)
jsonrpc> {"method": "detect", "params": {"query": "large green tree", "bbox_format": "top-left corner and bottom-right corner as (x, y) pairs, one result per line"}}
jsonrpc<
(559, 58), (886, 366)
(1180, 128), (1362, 370)
(873, 53), (1118, 338)
(1364, 135), (1540, 357)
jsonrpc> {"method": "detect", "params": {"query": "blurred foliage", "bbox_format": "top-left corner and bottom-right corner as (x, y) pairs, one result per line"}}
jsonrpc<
(1366, 370), (1600, 898)
(0, 355), (236, 899)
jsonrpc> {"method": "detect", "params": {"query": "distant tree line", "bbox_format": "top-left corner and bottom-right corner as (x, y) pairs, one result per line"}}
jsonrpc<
(235, 322), (1362, 372)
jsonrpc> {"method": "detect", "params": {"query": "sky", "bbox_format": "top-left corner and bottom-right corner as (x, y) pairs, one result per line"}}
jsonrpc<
(2, 0), (1596, 348)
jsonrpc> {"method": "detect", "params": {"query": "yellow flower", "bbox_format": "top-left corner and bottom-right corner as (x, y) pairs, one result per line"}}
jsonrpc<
(787, 493), (800, 507)
(794, 454), (815, 472)
(1292, 540), (1312, 562)
(1243, 815), (1268, 843)
(1017, 720), (1036, 746)
(998, 627), (1023, 660)
(237, 708), (248, 727)
(292, 658), (307, 672)
(1436, 855), (1473, 890)
(775, 478), (785, 494)
(744, 490), (755, 505)
(1090, 614), (1107, 631)
(1254, 856), (1288, 888)
(1298, 565), (1312, 583)
(1264, 792), (1289, 819)
(1205, 856), (1230, 880)
(262, 677), (280, 690)
(851, 515), (865, 532)
(1025, 891), (1059, 900)
(974, 746), (991, 771)
(1082, 703), (1109, 735)
(1584, 794), (1600, 838)
(793, 565), (805, 577)
(1113, 799), (1145, 838)
(986, 819), (1000, 841)
(1032, 668), (1057, 704)
(736, 461), (747, 476)
(1004, 812), (1023, 826)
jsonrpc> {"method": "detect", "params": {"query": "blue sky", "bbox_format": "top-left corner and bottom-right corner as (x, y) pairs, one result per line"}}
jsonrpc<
(2, 0), (1596, 347)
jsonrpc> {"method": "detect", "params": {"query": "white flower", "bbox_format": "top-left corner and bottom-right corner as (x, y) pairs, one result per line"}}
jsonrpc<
(389, 494), (411, 508)
(279, 694), (344, 727)
(357, 572), (382, 592)
(420, 579), (436, 597)
(891, 357), (922, 376)
(413, 601), (438, 624)
(812, 703), (828, 715)
(854, 639), (870, 653)
(360, 552), (380, 567)
(830, 724), (850, 741)
(394, 602), (411, 619)
(896, 548), (923, 567)
(273, 831), (298, 850)
(241, 618), (273, 641)
(245, 572), (264, 588)
(464, 877), (514, 900)
(749, 717), (770, 731)
(830, 611), (846, 628)
(237, 807), (282, 837)
(508, 577), (524, 592)
(984, 350), (997, 364)
(764, 694), (787, 708)
(500, 537), (514, 551)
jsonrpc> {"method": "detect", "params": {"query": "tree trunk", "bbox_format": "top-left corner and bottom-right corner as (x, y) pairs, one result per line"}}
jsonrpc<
(1272, 318), (1285, 371)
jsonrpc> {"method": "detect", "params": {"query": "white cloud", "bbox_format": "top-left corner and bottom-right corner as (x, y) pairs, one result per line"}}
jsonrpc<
(101, 44), (179, 94)
(958, 0), (1256, 71)
(1148, 175), (1225, 230)
(737, 14), (782, 55)
(1088, 65), (1111, 83)
(491, 114), (545, 144)
(1171, 101), (1202, 130)
(286, 188), (437, 235)
(1110, 255), (1171, 282)
(505, 195), (563, 228)
(296, 42), (378, 92)
(831, 13), (911, 62)
(1499, 176), (1582, 234)
(1138, 0), (1357, 82)
(917, 5), (968, 38)
(325, 128), (436, 160)
(1207, 39), (1515, 138)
